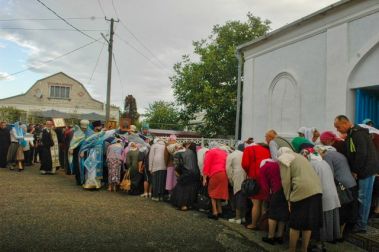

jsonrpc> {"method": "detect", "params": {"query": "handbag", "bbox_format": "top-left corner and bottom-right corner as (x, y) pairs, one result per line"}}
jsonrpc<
(241, 178), (260, 197)
(335, 180), (354, 205)
(196, 186), (211, 211)
(120, 171), (132, 191)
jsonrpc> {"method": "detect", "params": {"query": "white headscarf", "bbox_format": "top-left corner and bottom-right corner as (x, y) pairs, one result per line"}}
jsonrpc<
(277, 147), (296, 167)
(359, 124), (379, 135)
(298, 127), (316, 142)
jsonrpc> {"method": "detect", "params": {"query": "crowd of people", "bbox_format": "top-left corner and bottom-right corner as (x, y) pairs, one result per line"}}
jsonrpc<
(1, 115), (379, 252)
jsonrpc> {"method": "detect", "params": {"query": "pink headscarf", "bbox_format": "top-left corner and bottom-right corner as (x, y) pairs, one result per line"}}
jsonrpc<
(320, 131), (337, 143)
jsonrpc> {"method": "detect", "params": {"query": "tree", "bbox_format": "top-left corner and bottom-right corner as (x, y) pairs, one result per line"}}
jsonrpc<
(0, 106), (25, 122)
(171, 13), (270, 137)
(144, 101), (182, 130)
(122, 95), (140, 124)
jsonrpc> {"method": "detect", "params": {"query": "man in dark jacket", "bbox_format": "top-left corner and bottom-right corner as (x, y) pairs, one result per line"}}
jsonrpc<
(0, 121), (11, 168)
(334, 115), (379, 233)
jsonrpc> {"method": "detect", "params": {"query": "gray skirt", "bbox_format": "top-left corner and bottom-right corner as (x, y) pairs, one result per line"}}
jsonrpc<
(320, 208), (341, 242)
(152, 170), (167, 198)
(7, 143), (21, 163)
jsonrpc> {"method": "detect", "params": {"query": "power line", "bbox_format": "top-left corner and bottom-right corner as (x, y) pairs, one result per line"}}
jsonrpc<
(112, 52), (125, 103)
(97, 0), (106, 17)
(0, 17), (103, 21)
(0, 27), (106, 32)
(5, 37), (101, 77)
(88, 41), (106, 85)
(115, 33), (168, 72)
(111, 0), (120, 19)
(110, 0), (168, 70)
(35, 0), (98, 41)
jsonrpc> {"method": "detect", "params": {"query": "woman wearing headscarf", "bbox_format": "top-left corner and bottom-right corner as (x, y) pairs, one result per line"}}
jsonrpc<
(166, 135), (178, 199)
(291, 136), (314, 153)
(226, 147), (247, 224)
(149, 138), (169, 201)
(241, 143), (271, 230)
(127, 142), (143, 194)
(259, 159), (289, 245)
(298, 127), (320, 144)
(106, 137), (125, 192)
(301, 148), (341, 246)
(203, 142), (229, 220)
(277, 147), (322, 252)
(171, 142), (200, 211)
(315, 145), (357, 241)
(319, 131), (345, 155)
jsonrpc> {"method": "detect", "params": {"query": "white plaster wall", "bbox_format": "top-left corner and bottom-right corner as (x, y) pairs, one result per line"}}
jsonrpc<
(242, 33), (327, 142)
(241, 2), (379, 142)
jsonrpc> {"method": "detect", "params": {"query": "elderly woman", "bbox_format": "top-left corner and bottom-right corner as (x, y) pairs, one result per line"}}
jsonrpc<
(171, 142), (200, 211)
(298, 127), (321, 144)
(301, 148), (341, 248)
(277, 147), (322, 252)
(226, 148), (247, 224)
(291, 136), (314, 153)
(149, 138), (169, 201)
(259, 159), (289, 245)
(315, 145), (357, 240)
(320, 131), (346, 154)
(166, 135), (178, 199)
(106, 138), (125, 192)
(203, 142), (229, 220)
(127, 142), (143, 194)
(241, 143), (271, 230)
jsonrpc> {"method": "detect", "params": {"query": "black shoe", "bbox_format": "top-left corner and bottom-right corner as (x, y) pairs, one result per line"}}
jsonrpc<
(336, 238), (344, 243)
(274, 237), (284, 244)
(262, 237), (275, 245)
(351, 226), (367, 234)
(208, 213), (218, 220)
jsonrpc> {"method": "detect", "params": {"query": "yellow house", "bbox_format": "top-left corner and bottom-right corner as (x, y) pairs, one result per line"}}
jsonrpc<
(0, 72), (119, 121)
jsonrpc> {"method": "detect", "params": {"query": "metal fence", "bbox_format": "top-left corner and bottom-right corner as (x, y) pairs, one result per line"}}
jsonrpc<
(160, 137), (236, 147)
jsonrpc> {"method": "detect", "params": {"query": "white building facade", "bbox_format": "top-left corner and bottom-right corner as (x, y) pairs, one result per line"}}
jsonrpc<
(0, 72), (119, 121)
(238, 0), (379, 141)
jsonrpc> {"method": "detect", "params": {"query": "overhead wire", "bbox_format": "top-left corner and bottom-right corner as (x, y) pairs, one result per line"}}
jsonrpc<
(0, 27), (106, 32)
(115, 33), (168, 73)
(4, 37), (101, 77)
(110, 0), (168, 70)
(97, 0), (106, 18)
(112, 52), (126, 105)
(35, 0), (98, 41)
(88, 41), (106, 86)
(0, 17), (103, 21)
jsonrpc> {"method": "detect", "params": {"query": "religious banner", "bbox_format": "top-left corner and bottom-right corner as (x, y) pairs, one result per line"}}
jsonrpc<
(106, 120), (117, 130)
(53, 118), (66, 128)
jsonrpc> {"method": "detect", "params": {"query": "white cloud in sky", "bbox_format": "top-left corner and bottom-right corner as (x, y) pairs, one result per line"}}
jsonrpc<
(0, 0), (338, 113)
(0, 72), (15, 81)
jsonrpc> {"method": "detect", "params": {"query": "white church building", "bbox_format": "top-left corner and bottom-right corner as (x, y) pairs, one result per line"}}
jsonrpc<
(237, 0), (379, 141)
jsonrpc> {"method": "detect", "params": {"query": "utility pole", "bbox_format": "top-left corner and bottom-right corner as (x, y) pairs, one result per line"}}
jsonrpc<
(104, 17), (119, 124)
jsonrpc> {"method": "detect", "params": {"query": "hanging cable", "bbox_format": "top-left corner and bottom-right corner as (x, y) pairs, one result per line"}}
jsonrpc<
(4, 37), (101, 77)
(88, 41), (106, 85)
(97, 0), (106, 18)
(35, 0), (98, 41)
(0, 27), (106, 31)
(0, 17), (102, 21)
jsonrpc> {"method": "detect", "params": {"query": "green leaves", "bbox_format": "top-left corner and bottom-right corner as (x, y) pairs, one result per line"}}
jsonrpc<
(144, 101), (183, 130)
(171, 12), (270, 137)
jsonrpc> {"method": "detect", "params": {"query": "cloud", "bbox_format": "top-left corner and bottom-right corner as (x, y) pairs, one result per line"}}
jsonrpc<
(0, 0), (337, 113)
(0, 72), (15, 81)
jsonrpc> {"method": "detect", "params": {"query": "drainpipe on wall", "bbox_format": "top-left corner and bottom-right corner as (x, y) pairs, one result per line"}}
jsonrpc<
(234, 49), (243, 142)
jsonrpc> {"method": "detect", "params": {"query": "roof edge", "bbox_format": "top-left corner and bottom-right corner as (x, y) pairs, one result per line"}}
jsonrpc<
(237, 0), (353, 51)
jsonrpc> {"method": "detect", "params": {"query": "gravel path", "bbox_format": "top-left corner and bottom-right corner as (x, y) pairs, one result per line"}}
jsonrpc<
(0, 165), (261, 252)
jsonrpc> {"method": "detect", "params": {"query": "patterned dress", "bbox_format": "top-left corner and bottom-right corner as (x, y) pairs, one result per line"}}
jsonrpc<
(106, 143), (124, 184)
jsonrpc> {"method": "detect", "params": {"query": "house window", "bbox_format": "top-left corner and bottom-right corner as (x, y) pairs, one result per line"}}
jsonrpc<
(50, 86), (70, 99)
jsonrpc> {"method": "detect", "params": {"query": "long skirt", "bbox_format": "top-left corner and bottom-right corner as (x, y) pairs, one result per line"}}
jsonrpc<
(152, 170), (167, 198)
(320, 208), (341, 242)
(165, 166), (177, 191)
(171, 173), (199, 208)
(208, 171), (229, 200)
(107, 158), (122, 184)
(290, 193), (322, 231)
(7, 142), (20, 164)
(268, 189), (289, 222)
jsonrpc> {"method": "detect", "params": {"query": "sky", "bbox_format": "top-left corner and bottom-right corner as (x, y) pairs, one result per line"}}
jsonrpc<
(0, 0), (338, 113)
